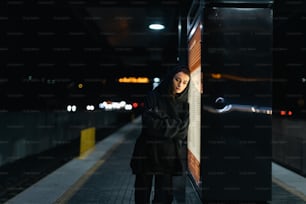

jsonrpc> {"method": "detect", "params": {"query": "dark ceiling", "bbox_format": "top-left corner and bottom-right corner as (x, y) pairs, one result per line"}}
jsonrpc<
(0, 0), (191, 110)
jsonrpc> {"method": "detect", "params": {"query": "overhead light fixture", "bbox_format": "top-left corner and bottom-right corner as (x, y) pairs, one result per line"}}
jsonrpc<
(149, 23), (165, 30)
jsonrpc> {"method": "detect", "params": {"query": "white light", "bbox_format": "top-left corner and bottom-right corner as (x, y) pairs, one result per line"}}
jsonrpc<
(67, 105), (76, 112)
(71, 105), (77, 112)
(99, 102), (105, 109)
(125, 104), (133, 111)
(105, 104), (112, 110)
(67, 105), (72, 112)
(119, 101), (126, 108)
(153, 82), (159, 90)
(102, 101), (112, 111)
(112, 102), (121, 109)
(251, 107), (255, 112)
(149, 23), (165, 30)
(86, 105), (95, 111)
(153, 77), (161, 90)
(153, 77), (160, 83)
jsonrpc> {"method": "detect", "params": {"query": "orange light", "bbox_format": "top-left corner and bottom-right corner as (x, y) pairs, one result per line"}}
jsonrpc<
(280, 110), (286, 116)
(118, 77), (149, 83)
(287, 111), (293, 116)
(211, 73), (222, 79)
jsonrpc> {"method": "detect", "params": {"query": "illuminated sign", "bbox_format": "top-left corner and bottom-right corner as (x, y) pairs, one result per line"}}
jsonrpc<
(188, 23), (202, 186)
(118, 77), (150, 83)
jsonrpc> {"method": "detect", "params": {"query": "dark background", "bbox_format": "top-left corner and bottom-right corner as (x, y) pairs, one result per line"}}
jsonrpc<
(0, 0), (190, 111)
(0, 0), (305, 115)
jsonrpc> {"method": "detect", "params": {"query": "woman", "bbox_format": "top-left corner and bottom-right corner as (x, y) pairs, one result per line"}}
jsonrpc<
(130, 65), (191, 204)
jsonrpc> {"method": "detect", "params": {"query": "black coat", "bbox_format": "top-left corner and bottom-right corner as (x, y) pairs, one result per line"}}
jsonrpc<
(130, 70), (190, 175)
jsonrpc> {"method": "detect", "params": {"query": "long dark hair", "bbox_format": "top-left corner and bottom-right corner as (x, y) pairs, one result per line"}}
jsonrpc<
(157, 65), (191, 101)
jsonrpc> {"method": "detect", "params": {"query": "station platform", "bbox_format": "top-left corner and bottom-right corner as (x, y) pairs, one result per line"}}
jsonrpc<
(5, 117), (306, 204)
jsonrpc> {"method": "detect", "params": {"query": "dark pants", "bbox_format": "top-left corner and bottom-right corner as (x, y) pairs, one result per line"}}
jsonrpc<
(134, 173), (174, 204)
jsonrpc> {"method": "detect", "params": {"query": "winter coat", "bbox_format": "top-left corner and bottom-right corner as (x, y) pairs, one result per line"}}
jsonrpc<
(130, 68), (190, 175)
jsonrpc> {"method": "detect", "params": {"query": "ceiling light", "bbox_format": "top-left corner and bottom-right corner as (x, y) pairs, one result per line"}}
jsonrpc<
(149, 23), (165, 30)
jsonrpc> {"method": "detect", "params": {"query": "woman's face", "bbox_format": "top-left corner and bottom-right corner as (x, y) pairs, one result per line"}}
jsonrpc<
(172, 71), (190, 94)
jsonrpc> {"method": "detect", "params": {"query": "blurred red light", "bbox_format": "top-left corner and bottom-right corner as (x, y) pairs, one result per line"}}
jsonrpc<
(279, 110), (293, 116)
(132, 102), (138, 108)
